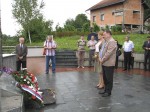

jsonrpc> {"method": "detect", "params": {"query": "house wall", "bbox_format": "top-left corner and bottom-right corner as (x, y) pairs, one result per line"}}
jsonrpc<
(124, 0), (144, 25)
(91, 4), (124, 27)
(90, 0), (144, 27)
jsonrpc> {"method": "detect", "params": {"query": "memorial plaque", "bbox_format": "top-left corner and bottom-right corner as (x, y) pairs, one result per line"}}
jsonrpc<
(40, 89), (56, 105)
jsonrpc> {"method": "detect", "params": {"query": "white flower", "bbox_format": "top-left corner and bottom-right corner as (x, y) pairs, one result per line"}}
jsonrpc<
(22, 68), (27, 70)
(21, 76), (23, 78)
(27, 81), (30, 84)
(24, 79), (26, 82)
(37, 91), (43, 96)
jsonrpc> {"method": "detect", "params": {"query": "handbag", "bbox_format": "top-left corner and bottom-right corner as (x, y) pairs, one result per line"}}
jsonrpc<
(43, 48), (46, 55)
(116, 49), (122, 56)
(43, 41), (47, 55)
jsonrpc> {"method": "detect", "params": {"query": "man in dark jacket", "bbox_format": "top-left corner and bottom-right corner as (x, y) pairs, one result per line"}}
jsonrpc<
(142, 36), (150, 71)
(15, 37), (28, 71)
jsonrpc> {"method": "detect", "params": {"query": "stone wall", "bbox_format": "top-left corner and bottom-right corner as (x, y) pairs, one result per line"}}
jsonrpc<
(3, 54), (16, 70)
(78, 51), (145, 69)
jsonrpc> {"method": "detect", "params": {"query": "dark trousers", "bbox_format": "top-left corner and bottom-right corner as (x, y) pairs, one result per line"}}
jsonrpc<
(89, 49), (95, 66)
(102, 66), (114, 94)
(124, 52), (132, 70)
(16, 60), (26, 71)
(115, 56), (119, 69)
(144, 53), (150, 71)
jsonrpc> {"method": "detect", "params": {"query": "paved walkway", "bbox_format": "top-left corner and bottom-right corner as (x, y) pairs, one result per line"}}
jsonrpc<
(27, 57), (150, 76)
(25, 71), (150, 112)
(25, 58), (150, 112)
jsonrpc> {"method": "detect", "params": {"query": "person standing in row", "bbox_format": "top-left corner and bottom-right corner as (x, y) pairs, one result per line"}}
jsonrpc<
(77, 35), (87, 68)
(87, 36), (97, 67)
(142, 36), (150, 71)
(99, 30), (117, 97)
(94, 31), (105, 89)
(122, 36), (134, 71)
(115, 40), (122, 69)
(44, 35), (57, 74)
(15, 37), (28, 71)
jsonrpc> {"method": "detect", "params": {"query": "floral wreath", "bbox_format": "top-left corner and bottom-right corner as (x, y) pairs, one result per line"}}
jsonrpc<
(0, 67), (43, 104)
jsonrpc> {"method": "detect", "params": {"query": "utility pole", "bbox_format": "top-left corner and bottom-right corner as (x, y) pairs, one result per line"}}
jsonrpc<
(0, 0), (2, 76)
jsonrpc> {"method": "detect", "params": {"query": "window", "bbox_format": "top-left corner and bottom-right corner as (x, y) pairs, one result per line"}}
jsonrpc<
(133, 10), (140, 18)
(115, 11), (123, 16)
(112, 10), (123, 16)
(93, 16), (96, 22)
(101, 14), (104, 21)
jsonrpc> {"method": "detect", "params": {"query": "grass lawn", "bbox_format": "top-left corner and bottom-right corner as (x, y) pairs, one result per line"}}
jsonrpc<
(27, 34), (149, 53)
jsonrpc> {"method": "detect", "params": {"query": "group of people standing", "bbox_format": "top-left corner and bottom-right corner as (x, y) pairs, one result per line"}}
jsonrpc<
(15, 32), (150, 96)
(77, 30), (117, 97)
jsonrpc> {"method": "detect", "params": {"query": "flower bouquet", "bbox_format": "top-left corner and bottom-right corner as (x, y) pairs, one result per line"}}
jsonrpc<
(1, 67), (43, 106)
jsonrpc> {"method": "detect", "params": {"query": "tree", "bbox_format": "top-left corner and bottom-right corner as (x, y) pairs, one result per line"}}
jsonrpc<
(55, 23), (63, 32)
(74, 14), (90, 31)
(12, 0), (44, 43)
(27, 16), (53, 42)
(64, 25), (76, 31)
(144, 0), (150, 21)
(82, 22), (90, 32)
(93, 23), (100, 32)
(64, 19), (75, 27)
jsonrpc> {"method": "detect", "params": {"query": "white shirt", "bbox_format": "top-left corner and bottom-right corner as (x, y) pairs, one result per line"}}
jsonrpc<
(95, 41), (102, 52)
(87, 40), (97, 50)
(20, 43), (23, 48)
(123, 40), (134, 52)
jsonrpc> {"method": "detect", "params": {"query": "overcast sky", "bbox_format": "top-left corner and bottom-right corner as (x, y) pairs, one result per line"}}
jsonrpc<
(1, 0), (101, 36)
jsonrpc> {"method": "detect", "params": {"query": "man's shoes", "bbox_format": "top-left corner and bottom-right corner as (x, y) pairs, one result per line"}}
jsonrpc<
(102, 93), (111, 97)
(123, 69), (127, 71)
(99, 91), (105, 94)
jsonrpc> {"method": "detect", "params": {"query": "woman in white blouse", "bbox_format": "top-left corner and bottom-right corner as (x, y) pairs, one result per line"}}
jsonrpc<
(94, 31), (105, 89)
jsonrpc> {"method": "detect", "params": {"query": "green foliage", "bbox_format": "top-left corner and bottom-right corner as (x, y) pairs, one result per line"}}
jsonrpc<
(111, 25), (122, 32)
(105, 25), (110, 30)
(28, 16), (53, 42)
(2, 35), (18, 46)
(52, 31), (89, 38)
(144, 24), (150, 33)
(55, 23), (64, 32)
(113, 34), (149, 53)
(74, 14), (90, 31)
(12, 0), (44, 42)
(3, 34), (149, 53)
(64, 19), (75, 27)
(62, 14), (90, 32)
(82, 22), (90, 32)
(64, 25), (76, 31)
(144, 0), (150, 21)
(93, 23), (100, 32)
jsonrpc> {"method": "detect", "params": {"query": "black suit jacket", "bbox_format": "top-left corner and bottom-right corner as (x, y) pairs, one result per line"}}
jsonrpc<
(142, 41), (150, 56)
(15, 44), (28, 61)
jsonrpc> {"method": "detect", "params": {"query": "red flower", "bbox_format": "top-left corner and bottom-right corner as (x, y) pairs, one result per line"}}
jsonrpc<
(32, 95), (36, 100)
